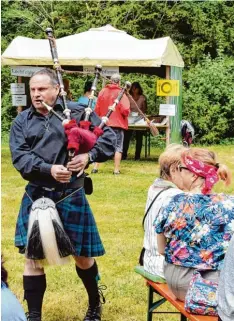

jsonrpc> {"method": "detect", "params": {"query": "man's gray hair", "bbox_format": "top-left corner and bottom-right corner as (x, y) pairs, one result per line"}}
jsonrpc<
(30, 68), (59, 86)
(110, 73), (121, 84)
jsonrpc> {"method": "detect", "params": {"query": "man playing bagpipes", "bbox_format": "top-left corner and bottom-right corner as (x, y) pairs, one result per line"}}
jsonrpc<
(9, 68), (117, 321)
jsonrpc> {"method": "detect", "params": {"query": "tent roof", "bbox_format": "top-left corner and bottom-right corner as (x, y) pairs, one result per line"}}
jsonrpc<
(1, 25), (184, 68)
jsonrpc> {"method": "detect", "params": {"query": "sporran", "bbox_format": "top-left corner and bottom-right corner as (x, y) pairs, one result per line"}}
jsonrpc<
(26, 195), (76, 266)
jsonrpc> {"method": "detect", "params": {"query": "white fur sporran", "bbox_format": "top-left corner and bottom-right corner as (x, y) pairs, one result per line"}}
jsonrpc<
(26, 197), (75, 266)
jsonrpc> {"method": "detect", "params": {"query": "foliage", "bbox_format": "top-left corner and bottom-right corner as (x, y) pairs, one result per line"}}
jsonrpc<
(183, 55), (234, 144)
(1, 0), (234, 142)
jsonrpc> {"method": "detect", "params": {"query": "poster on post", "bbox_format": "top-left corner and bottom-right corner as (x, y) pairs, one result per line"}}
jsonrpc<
(156, 80), (179, 96)
(10, 83), (25, 94)
(159, 104), (176, 116)
(12, 95), (27, 106)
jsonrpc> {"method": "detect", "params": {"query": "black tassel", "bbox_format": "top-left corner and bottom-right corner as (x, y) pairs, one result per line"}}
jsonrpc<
(52, 220), (75, 258)
(26, 220), (45, 260)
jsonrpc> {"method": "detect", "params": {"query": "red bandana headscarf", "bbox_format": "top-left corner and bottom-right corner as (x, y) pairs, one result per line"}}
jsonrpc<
(182, 155), (219, 194)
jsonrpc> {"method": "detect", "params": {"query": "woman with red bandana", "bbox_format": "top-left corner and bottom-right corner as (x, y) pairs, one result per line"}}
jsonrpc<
(154, 147), (234, 301)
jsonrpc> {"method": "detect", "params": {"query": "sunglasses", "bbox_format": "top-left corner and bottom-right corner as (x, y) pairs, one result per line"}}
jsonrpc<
(178, 165), (190, 172)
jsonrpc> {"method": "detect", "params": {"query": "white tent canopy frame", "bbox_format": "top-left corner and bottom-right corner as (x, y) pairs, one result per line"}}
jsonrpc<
(2, 25), (184, 146)
(2, 24), (184, 68)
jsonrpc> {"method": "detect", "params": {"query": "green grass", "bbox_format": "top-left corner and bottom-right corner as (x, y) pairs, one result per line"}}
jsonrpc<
(2, 144), (234, 321)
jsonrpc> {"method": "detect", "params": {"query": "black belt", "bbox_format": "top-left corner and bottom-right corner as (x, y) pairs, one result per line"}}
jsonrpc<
(29, 177), (85, 192)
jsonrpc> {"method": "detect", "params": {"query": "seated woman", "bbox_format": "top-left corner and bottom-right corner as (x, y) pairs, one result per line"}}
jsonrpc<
(142, 144), (187, 278)
(1, 257), (27, 321)
(155, 147), (234, 301)
(77, 81), (97, 110)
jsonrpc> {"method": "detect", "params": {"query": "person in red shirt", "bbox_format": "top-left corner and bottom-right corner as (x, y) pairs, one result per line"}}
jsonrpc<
(92, 73), (130, 174)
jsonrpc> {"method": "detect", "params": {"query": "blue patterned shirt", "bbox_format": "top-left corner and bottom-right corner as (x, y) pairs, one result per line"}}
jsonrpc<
(154, 193), (234, 270)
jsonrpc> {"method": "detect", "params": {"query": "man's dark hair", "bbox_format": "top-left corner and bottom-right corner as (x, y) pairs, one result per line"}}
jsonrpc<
(84, 81), (92, 93)
(30, 68), (59, 86)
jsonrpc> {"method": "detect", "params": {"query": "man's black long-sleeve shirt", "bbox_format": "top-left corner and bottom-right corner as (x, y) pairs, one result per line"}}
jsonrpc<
(10, 99), (117, 187)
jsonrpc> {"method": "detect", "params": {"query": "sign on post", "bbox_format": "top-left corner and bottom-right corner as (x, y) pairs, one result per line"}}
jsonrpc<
(157, 80), (179, 96)
(159, 104), (176, 116)
(12, 95), (27, 106)
(83, 66), (119, 77)
(10, 83), (25, 94)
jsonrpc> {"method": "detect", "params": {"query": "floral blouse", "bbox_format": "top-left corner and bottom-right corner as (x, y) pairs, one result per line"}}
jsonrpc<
(154, 193), (234, 270)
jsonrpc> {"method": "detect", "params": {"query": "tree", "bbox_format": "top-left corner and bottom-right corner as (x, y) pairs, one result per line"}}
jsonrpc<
(1, 0), (234, 143)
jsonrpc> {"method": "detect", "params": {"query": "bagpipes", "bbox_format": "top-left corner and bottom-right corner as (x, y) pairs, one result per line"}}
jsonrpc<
(44, 28), (131, 157)
(25, 28), (130, 266)
(180, 120), (195, 147)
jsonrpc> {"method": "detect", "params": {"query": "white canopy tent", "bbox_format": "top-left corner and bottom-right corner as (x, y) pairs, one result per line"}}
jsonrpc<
(2, 25), (184, 145)
(2, 25), (184, 68)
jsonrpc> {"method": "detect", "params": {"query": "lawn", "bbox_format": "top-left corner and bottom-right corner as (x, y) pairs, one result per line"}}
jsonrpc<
(2, 143), (234, 321)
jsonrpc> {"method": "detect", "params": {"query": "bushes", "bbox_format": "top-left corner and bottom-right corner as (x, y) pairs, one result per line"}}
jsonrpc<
(183, 56), (234, 144)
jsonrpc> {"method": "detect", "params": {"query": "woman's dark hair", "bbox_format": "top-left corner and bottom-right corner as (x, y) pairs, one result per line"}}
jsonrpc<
(1, 256), (8, 287)
(84, 81), (92, 94)
(129, 82), (143, 95)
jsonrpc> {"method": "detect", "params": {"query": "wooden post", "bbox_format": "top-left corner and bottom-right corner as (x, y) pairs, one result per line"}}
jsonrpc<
(102, 76), (106, 88)
(16, 76), (23, 114)
(165, 66), (170, 145)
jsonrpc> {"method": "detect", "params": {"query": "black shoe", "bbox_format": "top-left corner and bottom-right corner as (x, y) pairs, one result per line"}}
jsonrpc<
(26, 312), (41, 321)
(83, 284), (106, 321)
(83, 303), (102, 321)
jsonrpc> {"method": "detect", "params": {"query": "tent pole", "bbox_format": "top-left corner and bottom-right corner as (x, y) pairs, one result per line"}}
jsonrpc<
(102, 76), (106, 88)
(17, 76), (23, 114)
(165, 66), (170, 145)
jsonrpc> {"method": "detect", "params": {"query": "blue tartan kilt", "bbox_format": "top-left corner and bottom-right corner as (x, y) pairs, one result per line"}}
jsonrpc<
(15, 184), (105, 258)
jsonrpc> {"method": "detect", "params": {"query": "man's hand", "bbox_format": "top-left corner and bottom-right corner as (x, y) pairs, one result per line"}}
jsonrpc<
(51, 165), (72, 183)
(67, 153), (89, 175)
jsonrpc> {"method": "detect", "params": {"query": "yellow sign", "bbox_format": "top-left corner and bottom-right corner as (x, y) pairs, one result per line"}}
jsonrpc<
(157, 80), (180, 96)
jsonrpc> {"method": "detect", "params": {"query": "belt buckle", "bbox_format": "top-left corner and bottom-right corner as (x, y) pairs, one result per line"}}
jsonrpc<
(42, 187), (56, 192)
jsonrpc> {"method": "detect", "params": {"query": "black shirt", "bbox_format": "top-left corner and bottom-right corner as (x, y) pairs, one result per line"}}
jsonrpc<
(10, 99), (117, 187)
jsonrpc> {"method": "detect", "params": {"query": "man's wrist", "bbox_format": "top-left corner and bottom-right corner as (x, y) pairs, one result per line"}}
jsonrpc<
(40, 163), (52, 175)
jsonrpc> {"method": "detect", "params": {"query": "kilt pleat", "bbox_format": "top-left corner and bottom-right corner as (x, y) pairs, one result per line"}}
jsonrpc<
(15, 184), (105, 258)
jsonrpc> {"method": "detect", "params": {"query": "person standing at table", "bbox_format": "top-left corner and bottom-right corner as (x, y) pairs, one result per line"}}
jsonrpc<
(122, 82), (147, 160)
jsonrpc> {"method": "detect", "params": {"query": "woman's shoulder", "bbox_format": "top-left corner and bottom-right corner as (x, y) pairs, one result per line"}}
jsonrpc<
(167, 192), (234, 216)
(139, 95), (146, 101)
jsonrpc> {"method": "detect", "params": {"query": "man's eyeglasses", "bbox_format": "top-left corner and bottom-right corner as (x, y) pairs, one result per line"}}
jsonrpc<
(178, 165), (190, 172)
